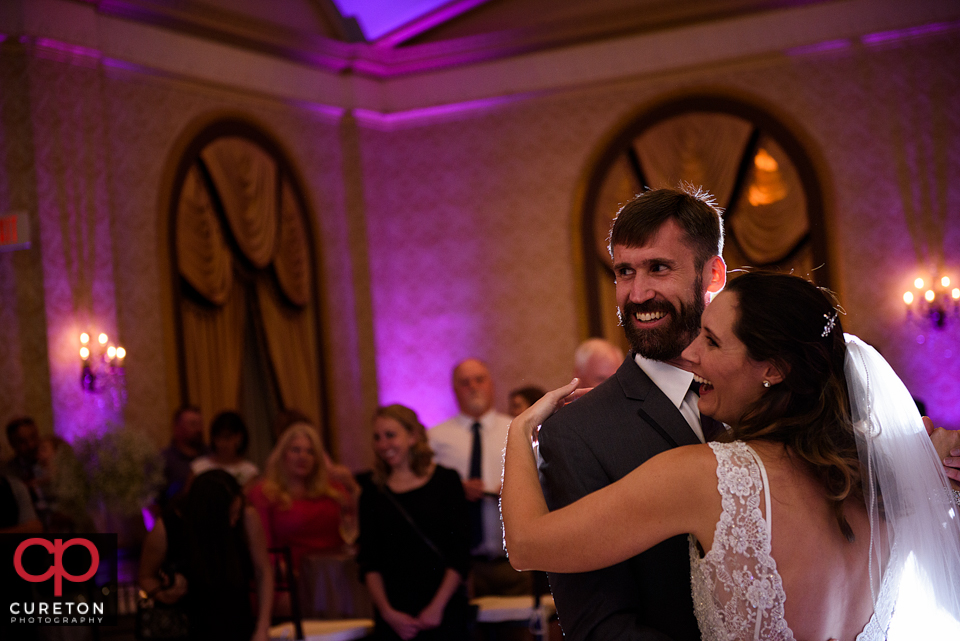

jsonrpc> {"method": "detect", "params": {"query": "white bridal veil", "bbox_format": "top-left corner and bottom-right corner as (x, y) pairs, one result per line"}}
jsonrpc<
(844, 334), (960, 636)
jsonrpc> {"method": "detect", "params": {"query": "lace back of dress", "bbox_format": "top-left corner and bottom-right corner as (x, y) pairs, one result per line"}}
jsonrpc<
(690, 441), (793, 641)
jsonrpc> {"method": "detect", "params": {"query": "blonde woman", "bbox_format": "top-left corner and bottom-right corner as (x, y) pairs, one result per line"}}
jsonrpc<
(248, 422), (359, 568)
(357, 404), (470, 641)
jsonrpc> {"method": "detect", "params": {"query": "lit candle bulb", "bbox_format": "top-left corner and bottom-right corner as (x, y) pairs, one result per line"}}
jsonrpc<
(107, 346), (117, 360)
(80, 346), (90, 360)
(903, 291), (914, 305)
(98, 333), (108, 345)
(80, 332), (89, 345)
(942, 276), (951, 288)
(924, 290), (935, 303)
(953, 288), (960, 300)
(914, 277), (925, 289)
(116, 347), (126, 360)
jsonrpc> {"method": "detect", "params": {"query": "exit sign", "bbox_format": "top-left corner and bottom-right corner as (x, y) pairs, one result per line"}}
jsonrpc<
(0, 211), (30, 252)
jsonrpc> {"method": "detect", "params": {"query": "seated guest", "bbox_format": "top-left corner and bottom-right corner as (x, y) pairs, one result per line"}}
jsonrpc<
(190, 411), (259, 488)
(358, 405), (470, 641)
(248, 421), (359, 568)
(158, 406), (207, 510)
(139, 470), (273, 641)
(508, 386), (546, 418)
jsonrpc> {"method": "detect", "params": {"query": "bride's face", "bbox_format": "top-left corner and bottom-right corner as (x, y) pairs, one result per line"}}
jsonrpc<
(681, 291), (780, 426)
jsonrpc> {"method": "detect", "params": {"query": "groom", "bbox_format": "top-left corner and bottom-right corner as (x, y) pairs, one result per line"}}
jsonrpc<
(538, 187), (725, 641)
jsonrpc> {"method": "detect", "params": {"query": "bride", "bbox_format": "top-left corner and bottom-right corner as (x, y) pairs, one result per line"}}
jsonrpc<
(502, 272), (960, 640)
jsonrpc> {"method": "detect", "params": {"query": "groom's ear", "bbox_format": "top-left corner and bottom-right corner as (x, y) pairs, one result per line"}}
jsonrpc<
(703, 255), (726, 294)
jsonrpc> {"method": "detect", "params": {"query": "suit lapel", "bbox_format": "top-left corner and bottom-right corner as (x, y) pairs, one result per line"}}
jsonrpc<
(616, 353), (702, 448)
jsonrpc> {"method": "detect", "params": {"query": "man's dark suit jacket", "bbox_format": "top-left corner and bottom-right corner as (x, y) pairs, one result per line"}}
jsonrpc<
(538, 354), (702, 641)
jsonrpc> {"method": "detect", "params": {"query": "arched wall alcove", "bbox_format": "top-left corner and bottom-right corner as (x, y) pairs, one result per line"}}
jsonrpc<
(158, 116), (332, 463)
(575, 92), (832, 350)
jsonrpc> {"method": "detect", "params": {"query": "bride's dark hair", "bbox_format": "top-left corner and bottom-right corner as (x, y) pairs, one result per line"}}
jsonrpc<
(721, 272), (862, 541)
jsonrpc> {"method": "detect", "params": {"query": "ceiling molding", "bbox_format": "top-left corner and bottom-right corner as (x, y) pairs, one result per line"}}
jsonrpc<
(4, 0), (958, 122)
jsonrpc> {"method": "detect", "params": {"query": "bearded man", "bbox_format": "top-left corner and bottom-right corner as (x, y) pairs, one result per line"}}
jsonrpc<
(538, 188), (726, 641)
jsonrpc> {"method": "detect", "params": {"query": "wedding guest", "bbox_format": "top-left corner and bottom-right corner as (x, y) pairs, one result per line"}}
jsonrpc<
(248, 422), (359, 569)
(573, 338), (624, 389)
(508, 386), (546, 418)
(139, 469), (273, 641)
(158, 406), (206, 509)
(429, 358), (526, 596)
(4, 417), (43, 503)
(358, 404), (470, 640)
(33, 435), (86, 532)
(190, 411), (259, 488)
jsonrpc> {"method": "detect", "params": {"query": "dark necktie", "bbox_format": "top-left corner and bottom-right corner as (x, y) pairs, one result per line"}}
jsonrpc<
(468, 421), (483, 549)
(688, 380), (725, 442)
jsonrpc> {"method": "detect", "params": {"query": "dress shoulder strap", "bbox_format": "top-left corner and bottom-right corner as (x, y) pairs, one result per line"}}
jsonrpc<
(742, 444), (772, 540)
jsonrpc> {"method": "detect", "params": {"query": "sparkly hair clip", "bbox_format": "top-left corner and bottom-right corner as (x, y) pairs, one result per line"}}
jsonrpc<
(821, 311), (838, 338)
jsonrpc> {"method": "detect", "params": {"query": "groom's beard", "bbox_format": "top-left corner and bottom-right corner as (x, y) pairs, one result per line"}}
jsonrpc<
(620, 274), (705, 362)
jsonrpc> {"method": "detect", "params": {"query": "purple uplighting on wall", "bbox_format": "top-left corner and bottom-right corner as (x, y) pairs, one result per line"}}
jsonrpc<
(373, 310), (482, 428)
(785, 39), (852, 57)
(354, 93), (525, 128)
(861, 20), (960, 46)
(33, 37), (101, 67)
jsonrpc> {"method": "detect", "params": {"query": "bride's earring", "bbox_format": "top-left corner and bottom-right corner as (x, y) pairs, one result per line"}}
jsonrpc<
(762, 380), (771, 388)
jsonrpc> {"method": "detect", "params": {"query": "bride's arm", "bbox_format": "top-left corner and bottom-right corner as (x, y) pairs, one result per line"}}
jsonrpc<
(501, 381), (717, 574)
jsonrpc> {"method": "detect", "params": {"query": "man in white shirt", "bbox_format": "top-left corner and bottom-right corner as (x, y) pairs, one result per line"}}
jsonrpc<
(429, 358), (529, 596)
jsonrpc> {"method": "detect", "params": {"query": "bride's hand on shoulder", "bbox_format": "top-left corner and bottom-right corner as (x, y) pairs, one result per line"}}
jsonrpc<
(511, 379), (582, 441)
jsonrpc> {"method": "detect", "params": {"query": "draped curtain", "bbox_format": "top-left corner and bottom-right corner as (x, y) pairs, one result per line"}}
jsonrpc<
(175, 135), (322, 436)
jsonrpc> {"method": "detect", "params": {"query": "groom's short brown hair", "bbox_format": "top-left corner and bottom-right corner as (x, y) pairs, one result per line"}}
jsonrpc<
(608, 186), (724, 271)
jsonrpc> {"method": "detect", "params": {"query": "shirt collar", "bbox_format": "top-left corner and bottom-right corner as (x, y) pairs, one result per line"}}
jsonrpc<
(457, 409), (494, 426)
(634, 353), (695, 409)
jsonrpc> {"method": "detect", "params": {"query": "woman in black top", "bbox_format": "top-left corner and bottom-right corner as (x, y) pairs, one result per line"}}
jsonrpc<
(139, 469), (273, 641)
(358, 404), (470, 641)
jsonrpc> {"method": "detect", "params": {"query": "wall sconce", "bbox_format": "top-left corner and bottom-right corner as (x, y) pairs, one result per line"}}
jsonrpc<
(79, 331), (126, 400)
(903, 275), (960, 328)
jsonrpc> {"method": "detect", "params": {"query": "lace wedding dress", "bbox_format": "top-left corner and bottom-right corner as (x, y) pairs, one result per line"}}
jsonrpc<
(689, 441), (895, 641)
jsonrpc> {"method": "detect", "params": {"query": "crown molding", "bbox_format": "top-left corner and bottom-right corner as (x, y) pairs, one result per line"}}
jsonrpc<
(3, 0), (957, 123)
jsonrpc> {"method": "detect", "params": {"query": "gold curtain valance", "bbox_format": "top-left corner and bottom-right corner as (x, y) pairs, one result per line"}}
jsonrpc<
(274, 180), (312, 307)
(636, 113), (753, 205)
(730, 141), (808, 264)
(176, 166), (233, 305)
(201, 137), (278, 268)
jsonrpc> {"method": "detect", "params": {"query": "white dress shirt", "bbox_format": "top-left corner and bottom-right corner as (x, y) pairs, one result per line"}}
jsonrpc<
(429, 409), (512, 557)
(634, 354), (706, 443)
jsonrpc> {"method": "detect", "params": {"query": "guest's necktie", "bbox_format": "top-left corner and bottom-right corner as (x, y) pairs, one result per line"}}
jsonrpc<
(688, 380), (725, 442)
(468, 421), (483, 549)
